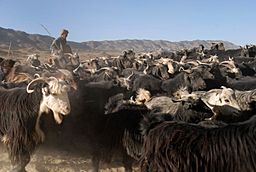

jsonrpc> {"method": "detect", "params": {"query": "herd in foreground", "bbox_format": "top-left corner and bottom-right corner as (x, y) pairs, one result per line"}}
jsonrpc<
(0, 42), (256, 171)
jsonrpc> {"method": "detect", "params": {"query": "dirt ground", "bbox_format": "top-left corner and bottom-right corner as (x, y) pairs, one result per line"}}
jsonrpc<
(0, 145), (140, 172)
(0, 121), (140, 172)
(0, 145), (90, 172)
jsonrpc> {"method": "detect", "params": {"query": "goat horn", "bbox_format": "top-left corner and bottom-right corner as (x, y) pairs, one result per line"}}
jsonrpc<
(219, 63), (234, 69)
(182, 68), (193, 74)
(64, 53), (73, 56)
(34, 73), (41, 78)
(126, 72), (134, 80)
(26, 77), (47, 93)
(220, 60), (234, 66)
(47, 76), (59, 82)
(196, 60), (211, 66)
(96, 67), (113, 72)
(143, 63), (149, 74)
(186, 61), (199, 66)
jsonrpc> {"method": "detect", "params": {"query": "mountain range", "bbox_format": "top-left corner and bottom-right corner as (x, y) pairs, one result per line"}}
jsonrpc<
(0, 27), (240, 59)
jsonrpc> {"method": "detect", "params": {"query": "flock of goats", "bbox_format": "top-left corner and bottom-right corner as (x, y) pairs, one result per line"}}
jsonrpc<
(1, 42), (256, 171)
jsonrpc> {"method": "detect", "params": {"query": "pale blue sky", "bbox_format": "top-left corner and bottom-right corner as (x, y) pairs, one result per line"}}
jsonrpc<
(0, 0), (255, 45)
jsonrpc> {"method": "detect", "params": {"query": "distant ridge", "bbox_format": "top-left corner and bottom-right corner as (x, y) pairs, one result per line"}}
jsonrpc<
(80, 39), (239, 52)
(0, 27), (240, 53)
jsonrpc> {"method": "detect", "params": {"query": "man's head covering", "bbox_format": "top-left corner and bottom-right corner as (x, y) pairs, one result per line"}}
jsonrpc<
(60, 29), (69, 35)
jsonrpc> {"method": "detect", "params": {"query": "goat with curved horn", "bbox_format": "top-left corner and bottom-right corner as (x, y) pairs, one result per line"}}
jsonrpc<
(126, 71), (134, 81)
(196, 60), (212, 66)
(186, 61), (199, 66)
(26, 77), (47, 93)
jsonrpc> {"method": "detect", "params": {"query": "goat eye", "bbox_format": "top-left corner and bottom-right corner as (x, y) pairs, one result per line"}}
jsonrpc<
(224, 99), (230, 103)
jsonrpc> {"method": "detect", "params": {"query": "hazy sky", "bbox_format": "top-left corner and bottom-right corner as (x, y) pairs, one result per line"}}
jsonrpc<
(0, 0), (255, 45)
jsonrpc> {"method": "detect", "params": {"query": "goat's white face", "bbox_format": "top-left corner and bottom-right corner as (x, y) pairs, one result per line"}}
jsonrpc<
(202, 87), (241, 111)
(40, 79), (71, 124)
(167, 61), (175, 74)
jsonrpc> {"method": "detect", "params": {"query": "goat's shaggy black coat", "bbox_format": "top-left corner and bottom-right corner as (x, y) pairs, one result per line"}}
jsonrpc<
(172, 98), (212, 123)
(0, 86), (43, 164)
(140, 114), (256, 172)
(92, 104), (150, 171)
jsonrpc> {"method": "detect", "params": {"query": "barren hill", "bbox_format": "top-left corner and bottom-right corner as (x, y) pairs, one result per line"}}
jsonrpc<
(0, 27), (240, 59)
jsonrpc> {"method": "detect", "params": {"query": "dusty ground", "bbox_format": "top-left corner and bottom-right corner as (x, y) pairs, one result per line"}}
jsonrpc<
(0, 145), (91, 172)
(0, 145), (140, 172)
(0, 114), (140, 172)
